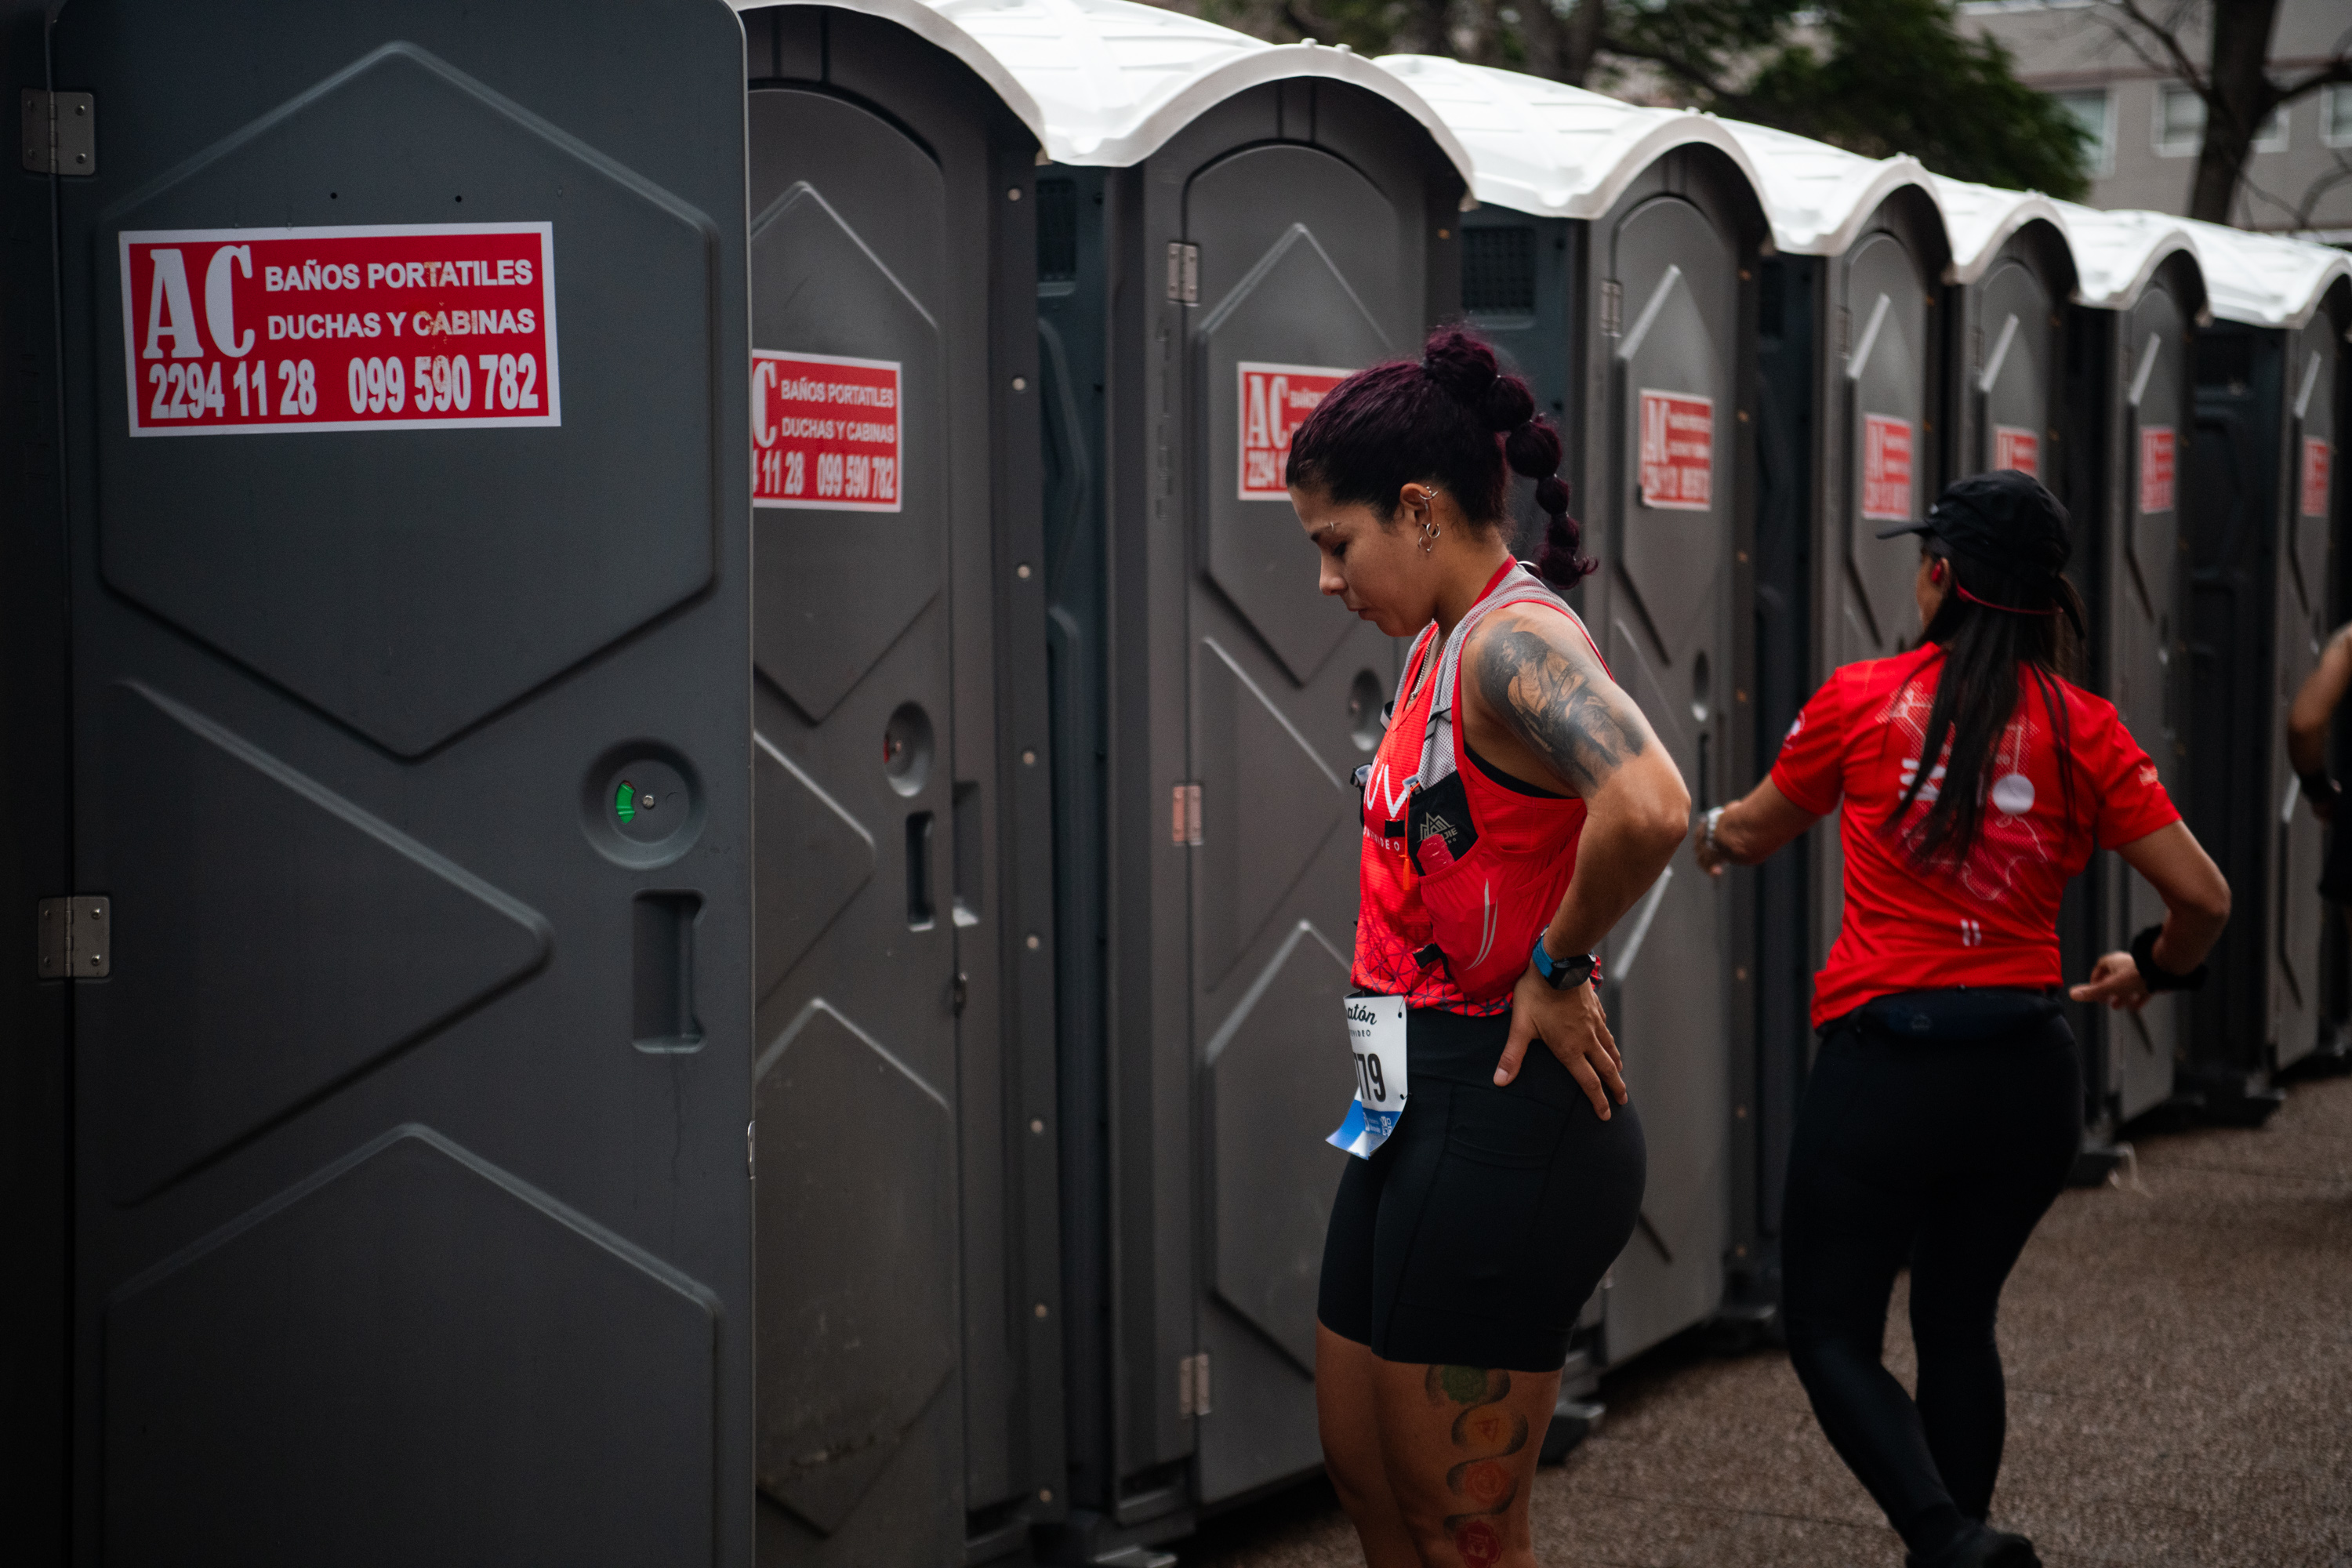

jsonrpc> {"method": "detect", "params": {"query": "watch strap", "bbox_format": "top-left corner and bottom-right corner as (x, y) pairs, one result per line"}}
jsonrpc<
(1530, 935), (1597, 990)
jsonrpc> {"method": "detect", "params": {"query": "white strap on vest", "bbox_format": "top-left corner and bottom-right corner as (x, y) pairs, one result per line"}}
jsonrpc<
(1416, 562), (1578, 789)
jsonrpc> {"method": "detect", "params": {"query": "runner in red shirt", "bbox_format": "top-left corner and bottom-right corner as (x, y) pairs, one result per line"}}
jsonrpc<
(1291, 328), (1690, 1568)
(1693, 470), (2230, 1568)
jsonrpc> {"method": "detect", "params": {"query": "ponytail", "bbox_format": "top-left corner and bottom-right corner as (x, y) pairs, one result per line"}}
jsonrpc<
(1285, 325), (1595, 590)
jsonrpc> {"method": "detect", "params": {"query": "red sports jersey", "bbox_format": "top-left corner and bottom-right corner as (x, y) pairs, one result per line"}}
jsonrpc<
(1353, 566), (1593, 1012)
(1769, 643), (2180, 1026)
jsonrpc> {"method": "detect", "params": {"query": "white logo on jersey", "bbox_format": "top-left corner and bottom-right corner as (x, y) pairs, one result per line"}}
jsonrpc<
(1991, 773), (2035, 815)
(1364, 759), (1416, 822)
(1958, 916), (1984, 946)
(1898, 757), (1949, 801)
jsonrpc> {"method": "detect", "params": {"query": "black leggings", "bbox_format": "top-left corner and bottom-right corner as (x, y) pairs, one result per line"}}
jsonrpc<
(1317, 1007), (1646, 1371)
(1781, 996), (2081, 1559)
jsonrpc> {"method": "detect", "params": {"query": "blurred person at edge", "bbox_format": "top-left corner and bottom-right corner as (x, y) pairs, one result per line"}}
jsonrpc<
(2287, 620), (2352, 903)
(1290, 326), (1689, 1568)
(1693, 470), (2230, 1568)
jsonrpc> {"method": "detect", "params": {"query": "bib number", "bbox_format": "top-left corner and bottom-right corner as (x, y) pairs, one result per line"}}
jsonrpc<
(1327, 994), (1409, 1159)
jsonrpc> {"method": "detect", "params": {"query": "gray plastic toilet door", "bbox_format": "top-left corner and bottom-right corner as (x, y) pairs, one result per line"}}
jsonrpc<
(53, 2), (753, 1560)
(1185, 141), (1403, 1504)
(1813, 223), (1933, 994)
(2106, 281), (2189, 1119)
(742, 78), (993, 1565)
(1593, 191), (1737, 1364)
(1973, 257), (2052, 481)
(1835, 230), (1933, 666)
(2270, 322), (2337, 1069)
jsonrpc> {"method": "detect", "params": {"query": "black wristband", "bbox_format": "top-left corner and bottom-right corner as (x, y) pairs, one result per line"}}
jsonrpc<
(2299, 768), (2339, 808)
(2129, 924), (2207, 993)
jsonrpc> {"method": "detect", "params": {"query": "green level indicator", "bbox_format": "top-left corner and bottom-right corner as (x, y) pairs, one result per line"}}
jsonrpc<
(615, 780), (635, 823)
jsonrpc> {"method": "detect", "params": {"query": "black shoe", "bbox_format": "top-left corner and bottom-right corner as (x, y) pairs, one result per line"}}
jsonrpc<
(1907, 1526), (2042, 1568)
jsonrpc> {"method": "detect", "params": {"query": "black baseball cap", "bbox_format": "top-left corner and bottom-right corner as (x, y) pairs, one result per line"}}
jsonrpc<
(1875, 468), (2071, 575)
(1876, 469), (2080, 633)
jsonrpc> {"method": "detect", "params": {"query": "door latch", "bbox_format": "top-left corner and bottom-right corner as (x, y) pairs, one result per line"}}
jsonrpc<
(20, 90), (95, 176)
(37, 896), (110, 979)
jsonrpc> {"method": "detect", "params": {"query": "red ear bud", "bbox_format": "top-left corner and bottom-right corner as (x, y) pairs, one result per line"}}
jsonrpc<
(1929, 560), (1947, 586)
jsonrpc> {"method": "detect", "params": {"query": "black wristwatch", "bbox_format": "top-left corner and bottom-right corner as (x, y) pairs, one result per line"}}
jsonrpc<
(2129, 924), (2207, 993)
(2299, 768), (2339, 811)
(1530, 935), (1598, 991)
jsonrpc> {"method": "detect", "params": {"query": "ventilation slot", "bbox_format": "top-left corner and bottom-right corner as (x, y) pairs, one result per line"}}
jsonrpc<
(1462, 226), (1537, 316)
(1036, 178), (1078, 283)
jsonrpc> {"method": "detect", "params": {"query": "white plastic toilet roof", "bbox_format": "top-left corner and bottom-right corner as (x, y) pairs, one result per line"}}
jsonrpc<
(1710, 119), (1937, 258)
(2050, 201), (2201, 310)
(758, 0), (1474, 176)
(1374, 55), (1762, 222)
(1928, 175), (2070, 285)
(731, 0), (1051, 149)
(2181, 219), (2352, 330)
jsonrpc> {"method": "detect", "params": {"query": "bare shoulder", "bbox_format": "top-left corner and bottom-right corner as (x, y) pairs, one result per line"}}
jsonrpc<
(1465, 603), (1656, 797)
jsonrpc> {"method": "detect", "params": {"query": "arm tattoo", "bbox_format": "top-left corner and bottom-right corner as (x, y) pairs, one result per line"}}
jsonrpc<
(1427, 1366), (1524, 1564)
(1472, 621), (1648, 796)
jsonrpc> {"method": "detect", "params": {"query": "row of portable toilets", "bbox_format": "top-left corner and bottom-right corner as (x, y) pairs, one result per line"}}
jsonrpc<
(11, 0), (2344, 1563)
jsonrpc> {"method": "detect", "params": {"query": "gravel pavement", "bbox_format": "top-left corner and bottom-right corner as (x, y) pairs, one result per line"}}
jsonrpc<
(1178, 1070), (2352, 1568)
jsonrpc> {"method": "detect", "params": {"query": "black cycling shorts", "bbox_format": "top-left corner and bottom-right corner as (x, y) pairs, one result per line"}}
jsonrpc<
(1316, 1005), (1646, 1371)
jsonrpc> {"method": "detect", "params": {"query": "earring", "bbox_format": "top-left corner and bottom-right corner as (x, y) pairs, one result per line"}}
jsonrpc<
(1420, 514), (1442, 554)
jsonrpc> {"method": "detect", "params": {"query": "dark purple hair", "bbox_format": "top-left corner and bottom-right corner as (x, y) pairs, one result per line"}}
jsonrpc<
(1283, 325), (1593, 590)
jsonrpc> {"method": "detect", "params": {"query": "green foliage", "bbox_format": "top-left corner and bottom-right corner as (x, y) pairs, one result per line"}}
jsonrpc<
(1182, 0), (2093, 201)
(1722, 0), (2093, 198)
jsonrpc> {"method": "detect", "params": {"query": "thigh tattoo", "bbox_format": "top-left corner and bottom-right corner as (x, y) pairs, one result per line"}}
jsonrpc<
(1425, 1365), (1528, 1566)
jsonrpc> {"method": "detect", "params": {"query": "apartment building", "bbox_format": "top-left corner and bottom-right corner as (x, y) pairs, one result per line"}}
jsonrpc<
(1961, 0), (2352, 237)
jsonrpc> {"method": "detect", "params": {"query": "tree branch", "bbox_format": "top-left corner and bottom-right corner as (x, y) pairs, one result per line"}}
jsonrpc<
(2292, 152), (2352, 232)
(2273, 55), (2352, 106)
(2091, 0), (2209, 96)
(1595, 30), (1742, 105)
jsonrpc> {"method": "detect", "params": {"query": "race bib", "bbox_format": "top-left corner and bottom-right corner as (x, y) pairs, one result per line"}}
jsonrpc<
(1327, 994), (1409, 1159)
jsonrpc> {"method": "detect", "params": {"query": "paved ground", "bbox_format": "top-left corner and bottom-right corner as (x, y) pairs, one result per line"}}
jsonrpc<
(1181, 1070), (2352, 1568)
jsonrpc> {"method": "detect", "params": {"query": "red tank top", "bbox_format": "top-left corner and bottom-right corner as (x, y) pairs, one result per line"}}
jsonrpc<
(1352, 562), (1597, 1012)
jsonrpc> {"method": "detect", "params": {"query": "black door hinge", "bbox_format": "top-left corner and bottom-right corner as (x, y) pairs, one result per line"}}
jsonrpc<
(20, 90), (95, 176)
(38, 896), (110, 979)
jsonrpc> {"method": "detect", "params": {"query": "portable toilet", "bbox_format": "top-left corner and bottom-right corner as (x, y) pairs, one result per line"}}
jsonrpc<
(1377, 55), (1775, 1375)
(39, 0), (764, 1560)
(724, 3), (1071, 1563)
(1931, 177), (2075, 491)
(920, 3), (1475, 1553)
(2180, 224), (2352, 1115)
(27, 0), (1071, 1562)
(1715, 122), (1951, 1301)
(2044, 204), (2205, 1133)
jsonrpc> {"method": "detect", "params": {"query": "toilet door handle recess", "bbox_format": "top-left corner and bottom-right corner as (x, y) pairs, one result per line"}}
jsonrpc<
(906, 811), (936, 930)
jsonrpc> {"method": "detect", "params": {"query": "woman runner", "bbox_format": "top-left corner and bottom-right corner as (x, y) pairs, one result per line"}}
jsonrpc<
(1694, 470), (2230, 1568)
(1290, 328), (1690, 1568)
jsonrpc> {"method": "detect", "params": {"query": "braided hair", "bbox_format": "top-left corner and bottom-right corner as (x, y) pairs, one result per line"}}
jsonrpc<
(1284, 325), (1594, 589)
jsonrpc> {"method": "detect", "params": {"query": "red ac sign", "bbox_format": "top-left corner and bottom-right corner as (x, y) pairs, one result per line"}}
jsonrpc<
(1239, 361), (1350, 500)
(2140, 426), (2176, 515)
(1992, 425), (2039, 479)
(1861, 412), (1914, 522)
